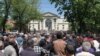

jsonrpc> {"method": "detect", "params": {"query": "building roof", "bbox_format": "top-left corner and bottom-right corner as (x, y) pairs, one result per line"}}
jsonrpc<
(42, 12), (60, 18)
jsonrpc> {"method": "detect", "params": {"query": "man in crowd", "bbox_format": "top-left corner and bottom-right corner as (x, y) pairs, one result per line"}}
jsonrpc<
(4, 34), (19, 56)
(53, 31), (66, 56)
(33, 36), (48, 56)
(76, 41), (95, 56)
(20, 39), (38, 56)
(39, 34), (52, 50)
(0, 31), (99, 56)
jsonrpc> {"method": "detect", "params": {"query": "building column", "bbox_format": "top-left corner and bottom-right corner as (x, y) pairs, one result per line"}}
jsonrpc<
(54, 18), (57, 30)
(40, 20), (43, 30)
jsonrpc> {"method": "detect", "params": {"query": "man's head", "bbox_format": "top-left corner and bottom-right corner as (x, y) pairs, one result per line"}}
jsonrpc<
(27, 39), (34, 48)
(45, 35), (50, 39)
(8, 34), (16, 43)
(82, 41), (91, 52)
(56, 31), (63, 39)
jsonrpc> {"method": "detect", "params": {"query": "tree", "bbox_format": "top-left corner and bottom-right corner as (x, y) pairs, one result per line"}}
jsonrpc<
(11, 0), (41, 32)
(0, 17), (3, 30)
(3, 0), (11, 33)
(49, 0), (100, 33)
(0, 0), (11, 33)
(5, 23), (13, 31)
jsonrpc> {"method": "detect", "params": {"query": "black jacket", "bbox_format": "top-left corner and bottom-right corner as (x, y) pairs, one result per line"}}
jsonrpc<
(94, 51), (100, 56)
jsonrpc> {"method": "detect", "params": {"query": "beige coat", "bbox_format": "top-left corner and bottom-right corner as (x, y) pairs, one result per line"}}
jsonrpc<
(53, 39), (66, 56)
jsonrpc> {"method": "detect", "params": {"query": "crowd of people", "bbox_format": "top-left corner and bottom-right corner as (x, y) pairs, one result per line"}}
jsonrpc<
(0, 31), (100, 56)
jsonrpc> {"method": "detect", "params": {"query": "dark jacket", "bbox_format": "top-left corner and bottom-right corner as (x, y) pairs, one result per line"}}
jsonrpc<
(20, 48), (38, 56)
(39, 39), (52, 51)
(94, 51), (100, 56)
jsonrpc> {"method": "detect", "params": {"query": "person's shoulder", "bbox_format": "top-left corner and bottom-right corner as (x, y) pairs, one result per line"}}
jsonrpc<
(4, 45), (16, 55)
(4, 45), (13, 50)
(75, 52), (83, 56)
(53, 40), (66, 45)
(53, 40), (58, 44)
(5, 45), (17, 52)
(76, 52), (95, 56)
(89, 53), (95, 56)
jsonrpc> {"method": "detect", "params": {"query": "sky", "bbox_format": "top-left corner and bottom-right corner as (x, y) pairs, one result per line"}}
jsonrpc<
(39, 0), (60, 16)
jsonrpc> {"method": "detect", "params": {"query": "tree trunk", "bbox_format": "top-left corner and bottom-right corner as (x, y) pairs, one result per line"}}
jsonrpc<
(2, 10), (9, 33)
(2, 0), (11, 33)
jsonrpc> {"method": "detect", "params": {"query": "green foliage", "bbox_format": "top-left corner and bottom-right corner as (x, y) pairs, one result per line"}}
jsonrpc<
(0, 0), (42, 32)
(11, 0), (41, 32)
(5, 23), (13, 30)
(50, 0), (100, 33)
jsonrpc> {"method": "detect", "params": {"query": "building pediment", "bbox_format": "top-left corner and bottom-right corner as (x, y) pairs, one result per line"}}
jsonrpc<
(42, 12), (60, 18)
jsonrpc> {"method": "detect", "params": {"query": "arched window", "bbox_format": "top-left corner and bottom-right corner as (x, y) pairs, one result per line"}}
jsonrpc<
(45, 19), (52, 30)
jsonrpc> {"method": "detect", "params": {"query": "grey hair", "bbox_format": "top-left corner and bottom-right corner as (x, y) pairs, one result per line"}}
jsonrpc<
(82, 41), (91, 51)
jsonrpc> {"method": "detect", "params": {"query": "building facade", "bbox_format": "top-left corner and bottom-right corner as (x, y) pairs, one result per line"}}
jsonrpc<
(28, 12), (69, 31)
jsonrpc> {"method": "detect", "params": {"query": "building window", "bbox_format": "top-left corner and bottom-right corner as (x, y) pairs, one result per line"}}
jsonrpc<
(62, 25), (64, 29)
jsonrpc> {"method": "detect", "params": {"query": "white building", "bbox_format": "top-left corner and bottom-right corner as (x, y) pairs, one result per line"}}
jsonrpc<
(28, 12), (69, 31)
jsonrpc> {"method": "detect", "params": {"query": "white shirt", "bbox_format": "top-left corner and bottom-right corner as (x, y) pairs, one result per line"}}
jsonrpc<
(76, 51), (95, 56)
